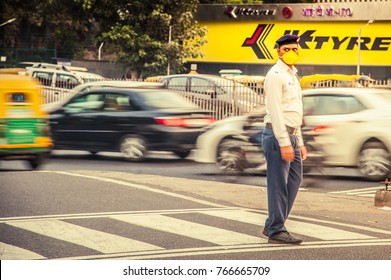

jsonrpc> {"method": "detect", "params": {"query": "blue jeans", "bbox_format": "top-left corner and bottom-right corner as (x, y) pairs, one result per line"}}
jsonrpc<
(261, 127), (302, 237)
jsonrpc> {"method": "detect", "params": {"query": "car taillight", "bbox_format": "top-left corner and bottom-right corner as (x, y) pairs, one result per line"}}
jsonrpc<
(312, 125), (336, 133)
(154, 117), (215, 127)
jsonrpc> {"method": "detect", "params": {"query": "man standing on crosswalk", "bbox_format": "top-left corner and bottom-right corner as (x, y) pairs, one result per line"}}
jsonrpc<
(261, 34), (307, 245)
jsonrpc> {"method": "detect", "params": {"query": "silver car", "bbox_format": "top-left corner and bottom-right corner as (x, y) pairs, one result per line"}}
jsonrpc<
(160, 74), (261, 119)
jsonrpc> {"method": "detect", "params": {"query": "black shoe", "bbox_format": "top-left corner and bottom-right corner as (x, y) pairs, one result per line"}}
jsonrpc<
(268, 231), (302, 245)
(262, 228), (268, 237)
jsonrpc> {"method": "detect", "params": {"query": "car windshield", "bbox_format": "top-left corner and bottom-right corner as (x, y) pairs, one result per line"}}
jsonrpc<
(137, 91), (199, 109)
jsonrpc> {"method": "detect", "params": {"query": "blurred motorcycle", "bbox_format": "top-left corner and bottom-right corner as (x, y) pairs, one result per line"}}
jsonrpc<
(216, 115), (325, 176)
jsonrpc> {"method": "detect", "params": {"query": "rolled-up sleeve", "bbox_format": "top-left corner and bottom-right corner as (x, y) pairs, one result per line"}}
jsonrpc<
(264, 72), (291, 147)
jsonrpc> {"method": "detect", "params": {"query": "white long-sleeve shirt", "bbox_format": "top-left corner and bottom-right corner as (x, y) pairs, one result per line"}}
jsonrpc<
(263, 59), (304, 147)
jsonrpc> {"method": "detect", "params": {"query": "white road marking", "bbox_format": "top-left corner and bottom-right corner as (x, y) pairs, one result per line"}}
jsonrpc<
(0, 207), (243, 223)
(201, 209), (375, 240)
(329, 186), (385, 197)
(0, 242), (45, 260)
(58, 239), (391, 260)
(3, 171), (389, 259)
(1, 207), (390, 260)
(5, 220), (162, 254)
(111, 213), (263, 246)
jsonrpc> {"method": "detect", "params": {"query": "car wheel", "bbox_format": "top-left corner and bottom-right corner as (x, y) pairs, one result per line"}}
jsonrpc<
(174, 150), (191, 159)
(119, 135), (147, 162)
(28, 155), (43, 170)
(358, 142), (391, 181)
(216, 139), (248, 176)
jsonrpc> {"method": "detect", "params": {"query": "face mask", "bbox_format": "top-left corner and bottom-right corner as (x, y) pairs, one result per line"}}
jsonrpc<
(281, 50), (299, 65)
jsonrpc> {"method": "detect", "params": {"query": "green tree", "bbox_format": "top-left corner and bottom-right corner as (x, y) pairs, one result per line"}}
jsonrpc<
(80, 0), (207, 79)
(0, 0), (96, 62)
(199, 0), (263, 3)
(262, 0), (315, 3)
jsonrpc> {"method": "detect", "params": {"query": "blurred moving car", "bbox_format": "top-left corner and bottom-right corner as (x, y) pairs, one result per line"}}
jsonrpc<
(41, 80), (164, 113)
(49, 88), (215, 161)
(0, 72), (53, 169)
(194, 109), (324, 176)
(160, 74), (261, 119)
(303, 87), (391, 181)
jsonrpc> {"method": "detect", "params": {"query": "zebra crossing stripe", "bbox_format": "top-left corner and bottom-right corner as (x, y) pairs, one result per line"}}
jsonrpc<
(0, 242), (45, 260)
(1, 208), (385, 260)
(111, 213), (263, 246)
(200, 209), (375, 240)
(329, 186), (383, 197)
(5, 220), (162, 254)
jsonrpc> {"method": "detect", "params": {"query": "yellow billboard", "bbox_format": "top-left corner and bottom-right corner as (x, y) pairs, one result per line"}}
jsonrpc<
(191, 21), (390, 66)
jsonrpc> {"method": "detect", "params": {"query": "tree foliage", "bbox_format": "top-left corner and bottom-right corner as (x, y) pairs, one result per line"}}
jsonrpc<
(199, 0), (263, 3)
(262, 0), (315, 3)
(86, 0), (208, 79)
(1, 0), (313, 77)
(0, 0), (95, 59)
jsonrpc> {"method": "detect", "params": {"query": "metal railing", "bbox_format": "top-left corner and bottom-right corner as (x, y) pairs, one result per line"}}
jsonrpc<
(40, 86), (73, 104)
(39, 77), (390, 120)
(38, 78), (266, 120)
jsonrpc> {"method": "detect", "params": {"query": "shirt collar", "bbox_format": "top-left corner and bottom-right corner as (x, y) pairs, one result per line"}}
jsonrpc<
(277, 58), (298, 74)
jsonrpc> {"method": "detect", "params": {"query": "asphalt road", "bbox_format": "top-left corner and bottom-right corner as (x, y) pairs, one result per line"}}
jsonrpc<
(1, 150), (382, 194)
(1, 151), (390, 261)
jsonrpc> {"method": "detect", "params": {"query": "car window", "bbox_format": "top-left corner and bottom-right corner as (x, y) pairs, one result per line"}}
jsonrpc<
(166, 77), (188, 92)
(55, 74), (81, 89)
(136, 91), (198, 109)
(32, 71), (53, 86)
(303, 95), (365, 116)
(214, 78), (255, 95)
(102, 93), (137, 111)
(190, 77), (217, 94)
(64, 93), (104, 114)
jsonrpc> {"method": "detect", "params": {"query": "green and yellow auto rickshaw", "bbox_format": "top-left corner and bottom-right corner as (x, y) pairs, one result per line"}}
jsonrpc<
(0, 71), (53, 169)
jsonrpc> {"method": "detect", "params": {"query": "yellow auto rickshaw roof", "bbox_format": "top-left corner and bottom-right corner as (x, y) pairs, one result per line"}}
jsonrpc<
(144, 76), (162, 82)
(0, 68), (28, 75)
(0, 73), (40, 90)
(300, 74), (361, 87)
(230, 75), (266, 82)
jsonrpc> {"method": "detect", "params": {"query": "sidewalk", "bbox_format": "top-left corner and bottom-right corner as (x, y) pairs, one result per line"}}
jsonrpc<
(77, 170), (391, 232)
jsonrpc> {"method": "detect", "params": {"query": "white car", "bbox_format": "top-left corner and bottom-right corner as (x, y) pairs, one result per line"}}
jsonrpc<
(303, 88), (391, 181)
(26, 63), (105, 89)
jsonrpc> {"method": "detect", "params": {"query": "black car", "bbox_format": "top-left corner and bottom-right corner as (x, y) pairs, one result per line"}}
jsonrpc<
(49, 88), (215, 161)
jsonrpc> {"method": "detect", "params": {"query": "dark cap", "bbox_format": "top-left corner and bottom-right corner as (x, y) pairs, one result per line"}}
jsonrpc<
(275, 34), (300, 48)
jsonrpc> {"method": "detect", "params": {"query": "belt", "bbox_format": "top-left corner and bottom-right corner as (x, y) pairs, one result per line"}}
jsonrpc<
(266, 123), (299, 135)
